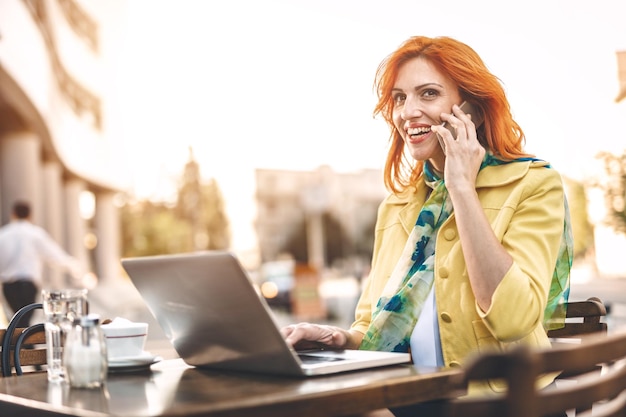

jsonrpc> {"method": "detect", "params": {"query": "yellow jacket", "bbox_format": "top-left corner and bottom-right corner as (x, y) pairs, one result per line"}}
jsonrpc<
(351, 160), (565, 392)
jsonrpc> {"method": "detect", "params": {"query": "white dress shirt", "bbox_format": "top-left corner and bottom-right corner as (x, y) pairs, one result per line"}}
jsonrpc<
(0, 220), (80, 284)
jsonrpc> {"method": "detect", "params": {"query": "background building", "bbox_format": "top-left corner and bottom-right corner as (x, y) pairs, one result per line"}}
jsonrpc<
(255, 165), (386, 268)
(0, 0), (128, 287)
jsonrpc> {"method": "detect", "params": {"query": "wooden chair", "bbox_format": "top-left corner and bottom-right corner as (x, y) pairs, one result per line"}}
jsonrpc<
(430, 330), (626, 417)
(547, 297), (608, 342)
(547, 296), (609, 405)
(1, 303), (47, 376)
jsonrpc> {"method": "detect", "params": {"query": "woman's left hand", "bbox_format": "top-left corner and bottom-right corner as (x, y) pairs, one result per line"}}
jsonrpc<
(280, 322), (351, 350)
(432, 103), (485, 193)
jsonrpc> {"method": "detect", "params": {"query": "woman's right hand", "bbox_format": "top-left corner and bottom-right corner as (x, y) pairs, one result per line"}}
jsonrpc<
(280, 322), (354, 350)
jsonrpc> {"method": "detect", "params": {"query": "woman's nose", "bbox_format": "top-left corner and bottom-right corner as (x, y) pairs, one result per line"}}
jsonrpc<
(400, 97), (423, 120)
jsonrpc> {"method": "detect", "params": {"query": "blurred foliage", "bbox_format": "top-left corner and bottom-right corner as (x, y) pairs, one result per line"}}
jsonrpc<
(564, 177), (594, 259)
(120, 201), (193, 257)
(176, 151), (231, 250)
(201, 179), (231, 250)
(120, 150), (231, 257)
(595, 151), (626, 236)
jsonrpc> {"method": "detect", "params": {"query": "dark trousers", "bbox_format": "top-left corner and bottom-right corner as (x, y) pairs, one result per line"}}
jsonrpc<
(3, 279), (38, 327)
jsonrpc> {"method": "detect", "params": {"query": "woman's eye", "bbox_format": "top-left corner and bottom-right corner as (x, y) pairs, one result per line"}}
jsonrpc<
(392, 93), (406, 106)
(422, 89), (439, 99)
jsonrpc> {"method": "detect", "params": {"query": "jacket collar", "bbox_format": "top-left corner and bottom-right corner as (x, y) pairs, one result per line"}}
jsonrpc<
(475, 159), (549, 188)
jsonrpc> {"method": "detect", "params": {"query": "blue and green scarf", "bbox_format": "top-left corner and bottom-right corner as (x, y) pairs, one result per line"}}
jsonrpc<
(360, 153), (573, 352)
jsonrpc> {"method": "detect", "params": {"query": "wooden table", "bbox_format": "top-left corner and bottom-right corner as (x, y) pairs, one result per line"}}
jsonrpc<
(0, 359), (464, 417)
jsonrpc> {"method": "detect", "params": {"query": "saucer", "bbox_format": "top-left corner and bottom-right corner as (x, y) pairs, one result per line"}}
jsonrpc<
(108, 351), (162, 372)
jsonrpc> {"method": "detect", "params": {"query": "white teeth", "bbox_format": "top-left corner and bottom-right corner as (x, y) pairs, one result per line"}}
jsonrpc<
(407, 127), (431, 135)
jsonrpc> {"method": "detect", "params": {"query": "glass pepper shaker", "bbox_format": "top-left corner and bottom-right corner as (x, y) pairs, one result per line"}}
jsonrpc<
(63, 313), (108, 388)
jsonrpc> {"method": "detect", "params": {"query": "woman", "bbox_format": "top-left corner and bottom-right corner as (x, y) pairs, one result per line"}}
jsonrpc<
(282, 36), (572, 398)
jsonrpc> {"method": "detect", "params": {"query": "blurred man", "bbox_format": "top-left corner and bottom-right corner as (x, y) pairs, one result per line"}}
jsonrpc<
(0, 200), (83, 327)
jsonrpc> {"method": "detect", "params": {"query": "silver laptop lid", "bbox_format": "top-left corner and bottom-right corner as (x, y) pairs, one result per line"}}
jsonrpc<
(122, 251), (306, 376)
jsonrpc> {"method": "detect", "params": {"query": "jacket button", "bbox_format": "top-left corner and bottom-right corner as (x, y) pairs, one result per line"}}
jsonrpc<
(439, 267), (449, 278)
(444, 229), (456, 240)
(441, 312), (452, 323)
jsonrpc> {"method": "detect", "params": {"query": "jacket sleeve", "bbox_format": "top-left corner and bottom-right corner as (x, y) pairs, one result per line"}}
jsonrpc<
(478, 167), (566, 341)
(35, 228), (84, 279)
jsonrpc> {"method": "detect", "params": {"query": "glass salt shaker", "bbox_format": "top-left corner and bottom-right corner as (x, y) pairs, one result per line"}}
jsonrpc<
(63, 313), (108, 388)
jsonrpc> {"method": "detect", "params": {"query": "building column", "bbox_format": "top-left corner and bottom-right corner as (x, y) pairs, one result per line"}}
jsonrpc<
(301, 184), (329, 271)
(64, 178), (89, 273)
(306, 213), (325, 271)
(41, 161), (65, 288)
(0, 132), (42, 225)
(93, 191), (120, 282)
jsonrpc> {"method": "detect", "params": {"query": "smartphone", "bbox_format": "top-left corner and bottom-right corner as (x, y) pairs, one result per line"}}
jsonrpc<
(436, 101), (485, 153)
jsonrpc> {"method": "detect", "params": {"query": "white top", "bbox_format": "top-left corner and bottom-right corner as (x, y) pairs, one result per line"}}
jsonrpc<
(410, 285), (444, 367)
(0, 220), (81, 284)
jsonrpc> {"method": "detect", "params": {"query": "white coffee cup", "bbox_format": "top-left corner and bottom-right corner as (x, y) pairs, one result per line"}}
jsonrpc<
(101, 317), (148, 359)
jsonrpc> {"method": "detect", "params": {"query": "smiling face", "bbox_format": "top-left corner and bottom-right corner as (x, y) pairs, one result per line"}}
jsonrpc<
(391, 57), (462, 172)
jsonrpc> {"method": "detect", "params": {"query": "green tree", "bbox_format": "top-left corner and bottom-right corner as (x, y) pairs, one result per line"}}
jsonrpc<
(200, 178), (231, 250)
(177, 148), (204, 250)
(595, 151), (626, 236)
(120, 200), (192, 257)
(119, 148), (231, 256)
(564, 177), (595, 259)
(176, 148), (231, 251)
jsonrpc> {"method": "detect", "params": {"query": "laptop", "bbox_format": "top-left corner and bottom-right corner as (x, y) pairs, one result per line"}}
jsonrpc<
(121, 251), (410, 377)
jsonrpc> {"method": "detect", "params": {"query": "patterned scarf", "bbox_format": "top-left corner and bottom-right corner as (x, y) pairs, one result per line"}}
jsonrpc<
(359, 154), (573, 352)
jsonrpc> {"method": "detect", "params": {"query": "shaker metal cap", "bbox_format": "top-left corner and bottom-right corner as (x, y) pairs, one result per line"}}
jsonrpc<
(76, 313), (100, 326)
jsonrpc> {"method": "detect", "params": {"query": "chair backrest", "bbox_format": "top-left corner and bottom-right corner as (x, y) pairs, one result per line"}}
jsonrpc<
(537, 330), (626, 416)
(435, 330), (626, 417)
(0, 325), (47, 376)
(547, 297), (608, 341)
(547, 296), (609, 405)
(1, 303), (47, 376)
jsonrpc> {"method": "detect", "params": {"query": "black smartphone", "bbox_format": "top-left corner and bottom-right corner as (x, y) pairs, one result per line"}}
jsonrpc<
(436, 101), (485, 153)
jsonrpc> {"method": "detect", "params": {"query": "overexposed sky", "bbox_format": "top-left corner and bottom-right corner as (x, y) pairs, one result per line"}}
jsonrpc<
(110, 0), (626, 251)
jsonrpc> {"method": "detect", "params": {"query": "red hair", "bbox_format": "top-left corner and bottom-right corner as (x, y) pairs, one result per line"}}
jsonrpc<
(374, 36), (532, 193)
